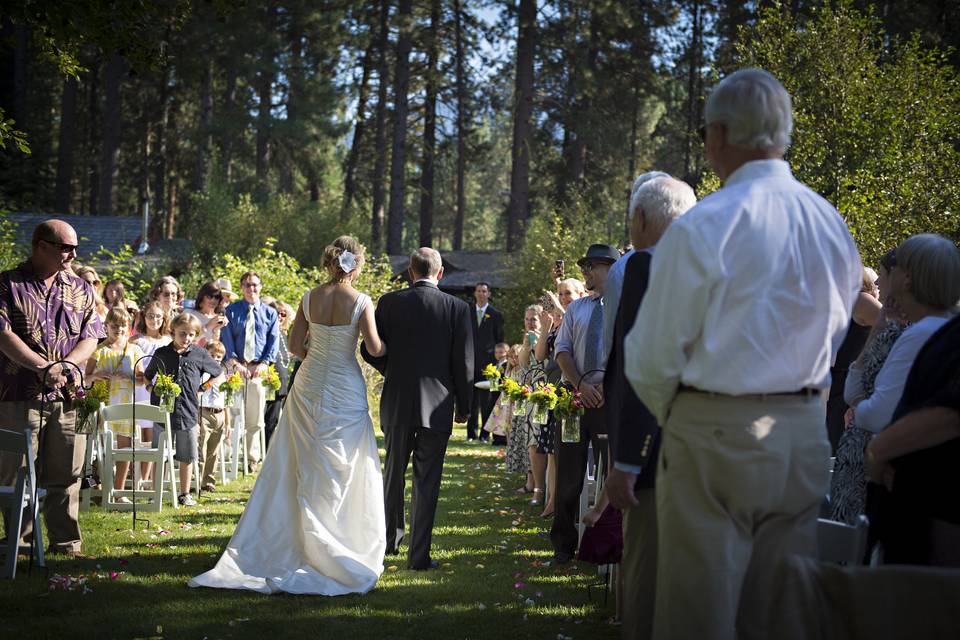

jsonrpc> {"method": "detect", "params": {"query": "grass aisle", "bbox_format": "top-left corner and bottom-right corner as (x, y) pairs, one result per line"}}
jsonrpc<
(1, 428), (618, 639)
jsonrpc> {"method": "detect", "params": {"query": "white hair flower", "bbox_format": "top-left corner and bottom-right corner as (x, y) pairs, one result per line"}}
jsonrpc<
(338, 250), (357, 273)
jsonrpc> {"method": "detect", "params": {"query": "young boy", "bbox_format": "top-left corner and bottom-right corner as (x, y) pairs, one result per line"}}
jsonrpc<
(198, 340), (229, 493)
(144, 313), (223, 506)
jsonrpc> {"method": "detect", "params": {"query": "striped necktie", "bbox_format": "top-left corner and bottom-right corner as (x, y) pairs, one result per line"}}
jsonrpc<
(243, 304), (256, 362)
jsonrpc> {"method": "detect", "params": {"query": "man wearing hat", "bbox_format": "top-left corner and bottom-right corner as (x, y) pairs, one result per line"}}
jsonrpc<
(551, 243), (619, 563)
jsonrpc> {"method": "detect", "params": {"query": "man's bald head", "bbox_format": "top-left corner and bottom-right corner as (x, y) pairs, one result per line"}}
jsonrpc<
(31, 219), (78, 248)
(409, 247), (443, 279)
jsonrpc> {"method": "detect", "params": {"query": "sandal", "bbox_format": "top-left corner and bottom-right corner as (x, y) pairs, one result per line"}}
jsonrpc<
(516, 485), (534, 494)
(530, 488), (544, 506)
(540, 503), (555, 518)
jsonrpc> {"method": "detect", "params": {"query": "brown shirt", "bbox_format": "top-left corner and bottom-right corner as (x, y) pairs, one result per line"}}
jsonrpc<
(0, 261), (105, 401)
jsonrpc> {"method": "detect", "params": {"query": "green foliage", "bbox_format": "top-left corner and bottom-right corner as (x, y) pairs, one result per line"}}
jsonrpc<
(0, 210), (24, 271)
(498, 202), (614, 344)
(735, 1), (960, 264)
(88, 245), (168, 305)
(0, 110), (31, 155)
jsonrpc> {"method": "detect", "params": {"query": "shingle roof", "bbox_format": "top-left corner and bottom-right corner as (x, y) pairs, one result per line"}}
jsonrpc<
(8, 212), (145, 258)
(387, 250), (514, 291)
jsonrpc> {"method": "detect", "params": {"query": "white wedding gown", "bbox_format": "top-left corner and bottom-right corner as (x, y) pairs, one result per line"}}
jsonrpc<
(189, 291), (385, 595)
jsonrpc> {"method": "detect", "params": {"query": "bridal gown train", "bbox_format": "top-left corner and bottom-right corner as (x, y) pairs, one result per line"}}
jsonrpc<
(189, 291), (386, 595)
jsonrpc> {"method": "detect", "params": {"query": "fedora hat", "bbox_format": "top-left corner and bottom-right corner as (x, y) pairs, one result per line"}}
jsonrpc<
(214, 277), (237, 301)
(576, 244), (620, 268)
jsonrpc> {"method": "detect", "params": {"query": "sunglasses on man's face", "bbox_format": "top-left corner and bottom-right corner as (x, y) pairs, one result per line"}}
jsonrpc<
(42, 238), (78, 253)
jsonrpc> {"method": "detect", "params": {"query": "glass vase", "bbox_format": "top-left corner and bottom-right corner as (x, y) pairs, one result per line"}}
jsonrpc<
(265, 387), (276, 402)
(512, 399), (527, 417)
(488, 379), (499, 392)
(160, 395), (176, 413)
(532, 405), (549, 425)
(561, 415), (581, 443)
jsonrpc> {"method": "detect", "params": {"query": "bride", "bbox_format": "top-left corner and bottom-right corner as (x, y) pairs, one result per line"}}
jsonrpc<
(189, 235), (387, 595)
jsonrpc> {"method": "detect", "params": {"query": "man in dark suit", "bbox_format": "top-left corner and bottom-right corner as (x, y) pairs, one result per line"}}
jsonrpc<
(361, 248), (474, 570)
(605, 175), (696, 640)
(468, 282), (505, 442)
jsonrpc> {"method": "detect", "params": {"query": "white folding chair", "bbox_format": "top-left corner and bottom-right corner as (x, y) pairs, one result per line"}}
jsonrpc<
(817, 515), (869, 565)
(100, 403), (178, 511)
(0, 428), (45, 578)
(80, 422), (105, 511)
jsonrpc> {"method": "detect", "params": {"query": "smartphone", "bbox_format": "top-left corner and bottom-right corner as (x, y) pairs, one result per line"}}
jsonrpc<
(555, 259), (564, 278)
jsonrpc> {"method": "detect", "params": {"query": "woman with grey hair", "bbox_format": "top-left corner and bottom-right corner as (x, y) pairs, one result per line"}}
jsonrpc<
(848, 234), (960, 436)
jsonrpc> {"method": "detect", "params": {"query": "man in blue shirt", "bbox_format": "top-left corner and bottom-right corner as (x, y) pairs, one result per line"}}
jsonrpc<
(221, 271), (279, 469)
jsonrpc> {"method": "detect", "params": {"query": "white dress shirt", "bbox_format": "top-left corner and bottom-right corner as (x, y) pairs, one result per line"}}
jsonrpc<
(554, 294), (604, 383)
(846, 315), (950, 433)
(624, 159), (862, 425)
(602, 249), (635, 364)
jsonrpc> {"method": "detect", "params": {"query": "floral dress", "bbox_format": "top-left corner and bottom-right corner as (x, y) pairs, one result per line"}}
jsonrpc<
(93, 342), (146, 437)
(505, 367), (532, 475)
(829, 321), (905, 524)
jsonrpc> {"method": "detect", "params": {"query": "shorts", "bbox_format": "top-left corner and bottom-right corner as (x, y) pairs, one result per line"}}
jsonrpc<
(152, 424), (199, 463)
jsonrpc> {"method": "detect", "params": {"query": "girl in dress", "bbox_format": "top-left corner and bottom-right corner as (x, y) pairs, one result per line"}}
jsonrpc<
(132, 300), (173, 479)
(86, 307), (146, 500)
(504, 344), (533, 489)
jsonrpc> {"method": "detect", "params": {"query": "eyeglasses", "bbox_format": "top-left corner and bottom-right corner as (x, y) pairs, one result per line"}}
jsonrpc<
(580, 262), (597, 273)
(41, 238), (78, 253)
(242, 281), (261, 288)
(145, 313), (164, 320)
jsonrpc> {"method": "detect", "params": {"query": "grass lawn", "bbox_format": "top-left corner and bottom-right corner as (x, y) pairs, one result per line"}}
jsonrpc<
(1, 426), (618, 639)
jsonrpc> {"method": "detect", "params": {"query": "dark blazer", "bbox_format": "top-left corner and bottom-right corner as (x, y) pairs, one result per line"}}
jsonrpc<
(605, 250), (661, 489)
(361, 281), (474, 433)
(472, 304), (505, 379)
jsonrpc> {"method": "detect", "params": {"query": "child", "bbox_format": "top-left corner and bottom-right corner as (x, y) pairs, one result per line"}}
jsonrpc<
(132, 300), (173, 467)
(85, 307), (146, 501)
(490, 342), (510, 445)
(144, 313), (223, 506)
(503, 345), (533, 489)
(198, 340), (230, 493)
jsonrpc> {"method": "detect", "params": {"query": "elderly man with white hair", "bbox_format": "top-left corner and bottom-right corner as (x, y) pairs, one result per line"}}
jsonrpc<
(602, 174), (696, 640)
(624, 69), (862, 639)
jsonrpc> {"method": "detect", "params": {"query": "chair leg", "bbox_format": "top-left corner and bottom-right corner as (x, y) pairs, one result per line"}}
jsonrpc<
(32, 497), (45, 568)
(2, 476), (27, 579)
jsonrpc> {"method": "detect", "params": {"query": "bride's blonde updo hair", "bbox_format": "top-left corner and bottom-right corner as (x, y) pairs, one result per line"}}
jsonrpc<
(322, 235), (366, 281)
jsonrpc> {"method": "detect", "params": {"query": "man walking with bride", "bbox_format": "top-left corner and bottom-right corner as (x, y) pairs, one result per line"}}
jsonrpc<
(190, 240), (473, 593)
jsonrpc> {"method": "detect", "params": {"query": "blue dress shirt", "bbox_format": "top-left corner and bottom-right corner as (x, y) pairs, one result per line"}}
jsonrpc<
(221, 299), (280, 364)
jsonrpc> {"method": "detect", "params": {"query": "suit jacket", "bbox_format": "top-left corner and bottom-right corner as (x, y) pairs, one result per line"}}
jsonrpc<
(361, 281), (474, 434)
(471, 304), (505, 380)
(605, 250), (661, 489)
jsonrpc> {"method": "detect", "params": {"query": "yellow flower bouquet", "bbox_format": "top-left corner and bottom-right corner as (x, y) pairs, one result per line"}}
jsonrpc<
(154, 373), (182, 413)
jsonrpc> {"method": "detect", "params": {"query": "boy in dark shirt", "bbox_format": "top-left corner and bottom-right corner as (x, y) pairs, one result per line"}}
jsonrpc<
(145, 313), (222, 506)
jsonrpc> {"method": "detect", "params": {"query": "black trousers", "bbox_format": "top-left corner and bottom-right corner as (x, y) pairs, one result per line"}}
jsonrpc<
(263, 395), (286, 451)
(467, 388), (495, 440)
(382, 424), (450, 569)
(549, 407), (607, 556)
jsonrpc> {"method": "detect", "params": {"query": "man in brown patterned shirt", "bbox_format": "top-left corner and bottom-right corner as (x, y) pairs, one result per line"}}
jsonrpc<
(0, 220), (104, 557)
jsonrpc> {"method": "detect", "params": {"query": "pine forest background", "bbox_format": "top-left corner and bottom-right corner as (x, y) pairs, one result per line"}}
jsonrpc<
(1, 0), (959, 338)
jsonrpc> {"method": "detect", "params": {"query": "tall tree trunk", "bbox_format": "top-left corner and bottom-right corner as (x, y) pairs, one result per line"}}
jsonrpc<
(418, 0), (440, 247)
(11, 23), (29, 130)
(256, 4), (278, 198)
(85, 63), (100, 216)
(220, 66), (237, 182)
(683, 0), (702, 183)
(386, 0), (414, 254)
(506, 0), (536, 251)
(625, 76), (640, 245)
(370, 0), (391, 253)
(280, 14), (302, 195)
(153, 63), (171, 222)
(164, 95), (180, 238)
(55, 77), (78, 213)
(139, 118), (152, 230)
(193, 58), (214, 193)
(342, 12), (376, 219)
(453, 0), (467, 250)
(97, 53), (124, 215)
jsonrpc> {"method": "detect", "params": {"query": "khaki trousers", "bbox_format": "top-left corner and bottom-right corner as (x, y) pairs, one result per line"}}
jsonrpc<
(0, 401), (85, 552)
(242, 378), (267, 463)
(199, 409), (226, 487)
(653, 391), (829, 640)
(621, 488), (657, 640)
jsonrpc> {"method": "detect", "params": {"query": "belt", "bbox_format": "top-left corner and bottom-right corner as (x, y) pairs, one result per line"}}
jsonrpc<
(678, 384), (820, 399)
(201, 407), (225, 414)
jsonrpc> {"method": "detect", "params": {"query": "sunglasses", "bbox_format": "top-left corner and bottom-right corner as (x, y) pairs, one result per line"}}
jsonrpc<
(42, 238), (79, 253)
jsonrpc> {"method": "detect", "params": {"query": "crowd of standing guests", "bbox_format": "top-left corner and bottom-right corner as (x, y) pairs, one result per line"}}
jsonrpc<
(481, 68), (960, 640)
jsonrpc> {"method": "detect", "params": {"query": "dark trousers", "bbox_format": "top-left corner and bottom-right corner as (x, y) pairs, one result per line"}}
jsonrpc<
(467, 388), (494, 440)
(382, 424), (450, 569)
(550, 407), (607, 556)
(263, 395), (286, 451)
(825, 368), (850, 454)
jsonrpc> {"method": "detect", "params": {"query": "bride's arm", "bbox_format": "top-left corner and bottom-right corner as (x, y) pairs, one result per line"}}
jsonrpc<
(289, 302), (310, 359)
(359, 303), (386, 358)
